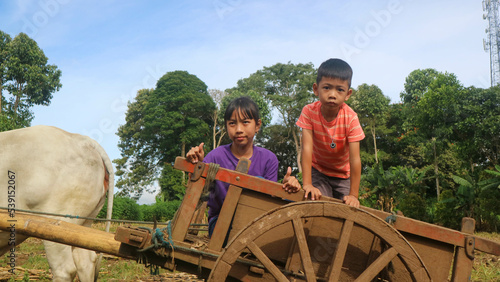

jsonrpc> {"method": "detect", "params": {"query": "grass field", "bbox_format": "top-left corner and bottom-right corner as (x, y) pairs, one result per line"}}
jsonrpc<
(1, 223), (499, 281)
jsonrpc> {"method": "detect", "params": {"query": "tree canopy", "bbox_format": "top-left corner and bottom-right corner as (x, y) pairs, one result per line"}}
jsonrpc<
(0, 31), (62, 130)
(115, 71), (215, 199)
(348, 83), (390, 164)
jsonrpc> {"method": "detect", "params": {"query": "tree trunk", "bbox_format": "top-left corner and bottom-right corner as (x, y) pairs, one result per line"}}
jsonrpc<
(293, 127), (302, 172)
(433, 137), (440, 199)
(13, 84), (22, 117)
(0, 82), (2, 113)
(371, 125), (378, 163)
(13, 94), (20, 117)
(217, 131), (225, 148)
(212, 110), (218, 150)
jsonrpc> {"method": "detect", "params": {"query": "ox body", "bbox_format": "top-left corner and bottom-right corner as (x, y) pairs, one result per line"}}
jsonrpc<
(0, 125), (114, 282)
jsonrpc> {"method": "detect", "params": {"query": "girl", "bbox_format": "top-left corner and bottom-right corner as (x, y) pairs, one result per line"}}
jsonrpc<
(186, 96), (299, 237)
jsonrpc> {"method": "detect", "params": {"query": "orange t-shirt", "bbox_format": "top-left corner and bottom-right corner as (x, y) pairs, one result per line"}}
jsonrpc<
(296, 101), (365, 178)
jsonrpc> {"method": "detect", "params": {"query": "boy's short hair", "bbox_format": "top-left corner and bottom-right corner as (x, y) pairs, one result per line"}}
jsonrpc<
(316, 58), (353, 87)
(224, 96), (260, 125)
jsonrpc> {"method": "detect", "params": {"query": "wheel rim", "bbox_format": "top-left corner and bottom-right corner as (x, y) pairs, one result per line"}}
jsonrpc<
(208, 201), (431, 281)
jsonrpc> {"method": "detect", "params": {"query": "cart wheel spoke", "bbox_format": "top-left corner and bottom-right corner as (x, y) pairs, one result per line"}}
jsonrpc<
(248, 241), (289, 282)
(292, 218), (316, 282)
(327, 219), (354, 282)
(355, 247), (398, 282)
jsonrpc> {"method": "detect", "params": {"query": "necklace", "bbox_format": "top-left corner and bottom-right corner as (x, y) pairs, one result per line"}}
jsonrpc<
(321, 105), (340, 150)
(330, 139), (336, 149)
(326, 117), (339, 149)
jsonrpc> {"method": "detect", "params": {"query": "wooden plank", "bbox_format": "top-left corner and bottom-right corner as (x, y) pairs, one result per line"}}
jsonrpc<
(354, 247), (398, 282)
(207, 158), (250, 251)
(292, 218), (316, 282)
(328, 219), (354, 282)
(174, 157), (304, 202)
(401, 232), (454, 281)
(171, 174), (206, 241)
(451, 217), (475, 282)
(230, 189), (288, 240)
(248, 241), (289, 282)
(285, 217), (313, 275)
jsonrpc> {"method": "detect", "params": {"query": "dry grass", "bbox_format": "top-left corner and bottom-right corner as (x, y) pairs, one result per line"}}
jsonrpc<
(471, 232), (500, 281)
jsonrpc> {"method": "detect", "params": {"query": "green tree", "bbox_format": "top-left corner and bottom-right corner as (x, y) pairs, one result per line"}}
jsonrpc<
(208, 88), (229, 149)
(259, 124), (297, 180)
(455, 86), (499, 167)
(114, 89), (154, 199)
(349, 84), (390, 164)
(2, 32), (61, 129)
(262, 62), (316, 172)
(115, 71), (215, 198)
(483, 165), (500, 190)
(413, 71), (463, 199)
(158, 164), (185, 201)
(400, 68), (439, 104)
(361, 163), (431, 214)
(0, 30), (12, 114)
(228, 62), (316, 171)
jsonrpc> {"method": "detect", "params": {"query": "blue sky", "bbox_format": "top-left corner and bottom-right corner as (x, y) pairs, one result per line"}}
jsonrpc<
(0, 0), (491, 203)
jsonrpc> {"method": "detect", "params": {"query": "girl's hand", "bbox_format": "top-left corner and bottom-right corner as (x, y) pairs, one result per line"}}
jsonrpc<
(343, 195), (360, 208)
(282, 167), (301, 193)
(186, 143), (205, 163)
(303, 184), (322, 201)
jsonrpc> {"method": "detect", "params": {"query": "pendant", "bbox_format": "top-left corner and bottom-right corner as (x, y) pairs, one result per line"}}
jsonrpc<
(330, 142), (336, 149)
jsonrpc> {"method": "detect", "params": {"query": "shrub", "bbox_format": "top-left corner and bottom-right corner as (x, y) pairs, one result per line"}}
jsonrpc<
(140, 200), (181, 222)
(434, 190), (461, 230)
(97, 196), (141, 221)
(398, 192), (428, 221)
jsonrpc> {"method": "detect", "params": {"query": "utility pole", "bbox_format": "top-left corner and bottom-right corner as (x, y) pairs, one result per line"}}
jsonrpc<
(483, 0), (500, 86)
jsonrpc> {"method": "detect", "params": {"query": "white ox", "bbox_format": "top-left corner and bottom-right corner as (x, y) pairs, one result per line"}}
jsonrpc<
(0, 125), (114, 282)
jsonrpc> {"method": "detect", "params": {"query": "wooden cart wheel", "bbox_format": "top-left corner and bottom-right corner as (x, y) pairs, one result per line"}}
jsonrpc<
(208, 201), (431, 281)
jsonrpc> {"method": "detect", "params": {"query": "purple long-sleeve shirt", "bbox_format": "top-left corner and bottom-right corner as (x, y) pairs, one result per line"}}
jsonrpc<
(203, 144), (279, 221)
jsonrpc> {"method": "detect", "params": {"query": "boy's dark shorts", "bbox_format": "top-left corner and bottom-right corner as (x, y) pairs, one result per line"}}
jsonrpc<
(311, 167), (350, 200)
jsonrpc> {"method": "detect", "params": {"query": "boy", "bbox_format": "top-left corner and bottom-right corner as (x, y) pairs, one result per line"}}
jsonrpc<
(296, 58), (364, 208)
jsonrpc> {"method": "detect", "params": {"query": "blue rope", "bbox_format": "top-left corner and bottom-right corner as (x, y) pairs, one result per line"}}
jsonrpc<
(385, 212), (397, 225)
(152, 221), (174, 249)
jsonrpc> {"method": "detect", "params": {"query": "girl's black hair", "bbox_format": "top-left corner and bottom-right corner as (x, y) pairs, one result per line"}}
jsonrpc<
(224, 96), (260, 124)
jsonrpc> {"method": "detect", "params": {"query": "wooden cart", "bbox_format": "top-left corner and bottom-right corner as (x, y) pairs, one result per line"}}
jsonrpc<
(1, 157), (499, 281)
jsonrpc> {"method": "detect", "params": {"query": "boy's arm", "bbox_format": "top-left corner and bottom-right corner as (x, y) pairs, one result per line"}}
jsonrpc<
(301, 129), (322, 200)
(344, 141), (361, 208)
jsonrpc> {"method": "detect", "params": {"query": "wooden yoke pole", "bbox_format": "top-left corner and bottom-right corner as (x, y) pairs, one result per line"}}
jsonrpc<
(0, 211), (133, 259)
